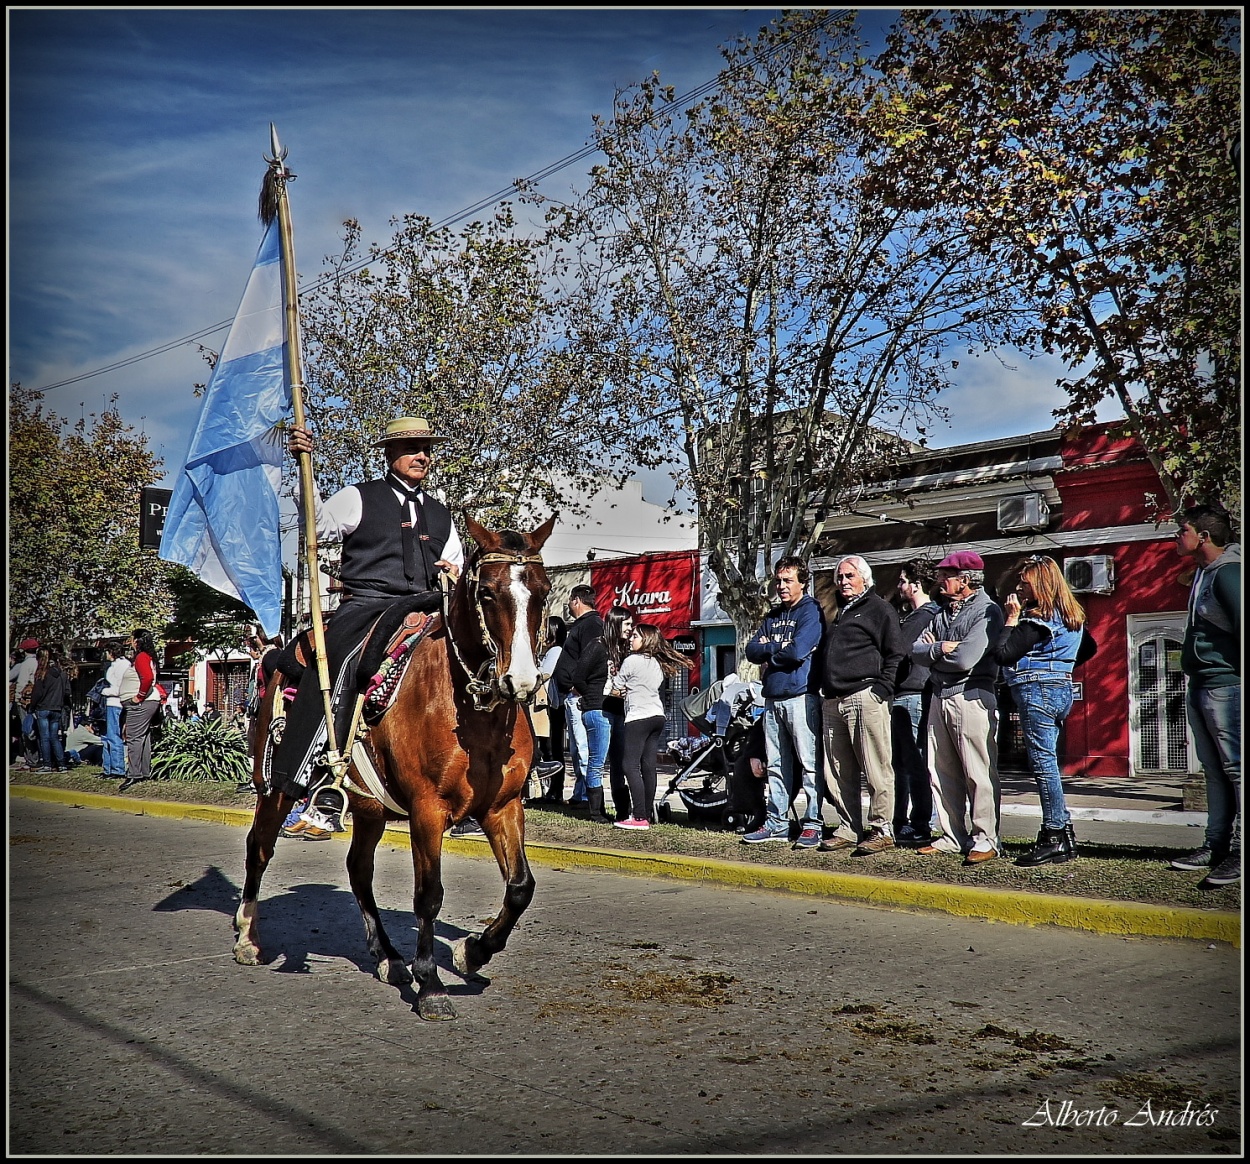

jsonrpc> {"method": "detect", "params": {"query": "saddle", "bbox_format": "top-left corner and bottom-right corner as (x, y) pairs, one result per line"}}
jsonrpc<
(356, 603), (440, 724)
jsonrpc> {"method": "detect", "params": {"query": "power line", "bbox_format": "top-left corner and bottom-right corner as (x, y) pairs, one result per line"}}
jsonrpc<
(25, 11), (847, 398)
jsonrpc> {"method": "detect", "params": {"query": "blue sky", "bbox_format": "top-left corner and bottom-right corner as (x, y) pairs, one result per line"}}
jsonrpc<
(9, 7), (1095, 495)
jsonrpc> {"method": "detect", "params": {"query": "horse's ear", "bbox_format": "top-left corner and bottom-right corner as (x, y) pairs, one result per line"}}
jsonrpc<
(529, 514), (558, 550)
(464, 514), (495, 550)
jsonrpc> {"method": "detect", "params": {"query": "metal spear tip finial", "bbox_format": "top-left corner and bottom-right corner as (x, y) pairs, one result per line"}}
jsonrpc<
(264, 122), (288, 166)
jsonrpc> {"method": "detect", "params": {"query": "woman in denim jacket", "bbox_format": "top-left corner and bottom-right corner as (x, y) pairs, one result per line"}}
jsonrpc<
(990, 556), (1094, 866)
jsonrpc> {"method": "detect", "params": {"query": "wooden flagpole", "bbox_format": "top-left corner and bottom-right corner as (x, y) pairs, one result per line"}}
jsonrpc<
(260, 124), (345, 781)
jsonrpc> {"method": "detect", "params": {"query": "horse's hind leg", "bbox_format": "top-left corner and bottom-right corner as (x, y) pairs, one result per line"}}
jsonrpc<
(408, 806), (456, 1021)
(346, 806), (412, 986)
(453, 797), (535, 978)
(233, 789), (293, 964)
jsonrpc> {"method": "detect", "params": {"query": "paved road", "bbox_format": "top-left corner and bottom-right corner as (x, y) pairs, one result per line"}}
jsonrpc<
(9, 798), (1241, 1156)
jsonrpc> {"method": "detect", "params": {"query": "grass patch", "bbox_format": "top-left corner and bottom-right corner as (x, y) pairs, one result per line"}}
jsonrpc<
(11, 767), (1241, 913)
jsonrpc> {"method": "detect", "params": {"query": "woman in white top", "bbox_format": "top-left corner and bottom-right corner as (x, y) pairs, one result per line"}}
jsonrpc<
(612, 623), (694, 830)
(101, 640), (137, 778)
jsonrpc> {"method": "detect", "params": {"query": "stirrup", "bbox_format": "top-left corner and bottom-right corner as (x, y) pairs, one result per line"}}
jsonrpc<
(312, 780), (349, 818)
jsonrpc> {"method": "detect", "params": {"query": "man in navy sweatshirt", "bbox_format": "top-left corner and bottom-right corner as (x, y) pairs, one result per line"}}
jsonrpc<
(743, 556), (826, 848)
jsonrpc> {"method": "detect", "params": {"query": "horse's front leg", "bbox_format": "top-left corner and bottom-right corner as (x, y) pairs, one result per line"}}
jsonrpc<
(408, 804), (455, 1021)
(345, 801), (411, 986)
(453, 795), (535, 978)
(233, 788), (294, 964)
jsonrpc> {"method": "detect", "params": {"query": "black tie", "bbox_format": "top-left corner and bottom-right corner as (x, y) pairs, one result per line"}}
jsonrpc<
(394, 481), (426, 589)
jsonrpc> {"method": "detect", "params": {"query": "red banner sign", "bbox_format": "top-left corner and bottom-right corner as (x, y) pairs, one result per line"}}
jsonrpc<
(589, 551), (698, 637)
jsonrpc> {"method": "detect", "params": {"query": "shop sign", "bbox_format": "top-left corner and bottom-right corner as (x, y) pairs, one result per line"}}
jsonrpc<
(590, 551), (698, 636)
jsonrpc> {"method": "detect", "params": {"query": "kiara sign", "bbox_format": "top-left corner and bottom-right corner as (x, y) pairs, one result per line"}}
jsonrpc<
(590, 551), (698, 636)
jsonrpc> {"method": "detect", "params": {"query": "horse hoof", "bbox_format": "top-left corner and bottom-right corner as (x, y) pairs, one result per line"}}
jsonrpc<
(451, 936), (480, 977)
(376, 958), (412, 986)
(233, 941), (262, 966)
(417, 994), (457, 1021)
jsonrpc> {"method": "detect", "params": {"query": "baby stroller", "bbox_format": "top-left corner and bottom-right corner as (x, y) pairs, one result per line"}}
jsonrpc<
(657, 675), (763, 829)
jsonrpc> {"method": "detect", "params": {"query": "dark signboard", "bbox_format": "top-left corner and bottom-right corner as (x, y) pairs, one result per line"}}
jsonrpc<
(140, 487), (172, 549)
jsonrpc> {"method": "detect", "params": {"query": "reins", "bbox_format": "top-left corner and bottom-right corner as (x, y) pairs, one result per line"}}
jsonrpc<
(441, 550), (544, 712)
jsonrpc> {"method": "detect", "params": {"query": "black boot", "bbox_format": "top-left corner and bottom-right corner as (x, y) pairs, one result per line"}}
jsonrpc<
(1062, 822), (1077, 860)
(1015, 827), (1071, 868)
(586, 786), (610, 823)
(541, 772), (565, 804)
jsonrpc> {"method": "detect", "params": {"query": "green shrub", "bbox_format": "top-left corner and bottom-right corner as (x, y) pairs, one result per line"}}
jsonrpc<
(151, 717), (251, 783)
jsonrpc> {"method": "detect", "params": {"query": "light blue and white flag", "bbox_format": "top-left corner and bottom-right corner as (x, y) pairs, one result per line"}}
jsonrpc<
(160, 222), (291, 636)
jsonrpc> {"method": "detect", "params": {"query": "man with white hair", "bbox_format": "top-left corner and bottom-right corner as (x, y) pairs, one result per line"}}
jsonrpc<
(818, 555), (909, 855)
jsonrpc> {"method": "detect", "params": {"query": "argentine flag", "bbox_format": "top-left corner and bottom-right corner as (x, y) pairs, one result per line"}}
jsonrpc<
(160, 222), (291, 636)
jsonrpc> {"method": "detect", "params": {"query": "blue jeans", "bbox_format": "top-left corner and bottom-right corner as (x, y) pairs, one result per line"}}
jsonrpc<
(565, 695), (588, 799)
(1013, 680), (1074, 830)
(580, 708), (610, 790)
(35, 709), (66, 769)
(763, 693), (822, 831)
(103, 704), (126, 776)
(1187, 683), (1241, 853)
(891, 692), (932, 834)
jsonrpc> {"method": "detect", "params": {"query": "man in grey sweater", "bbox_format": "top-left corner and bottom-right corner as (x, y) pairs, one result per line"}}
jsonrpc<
(912, 551), (1005, 865)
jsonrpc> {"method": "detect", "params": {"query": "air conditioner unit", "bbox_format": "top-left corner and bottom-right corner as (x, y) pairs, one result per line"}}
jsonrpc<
(996, 494), (1050, 533)
(1064, 555), (1115, 594)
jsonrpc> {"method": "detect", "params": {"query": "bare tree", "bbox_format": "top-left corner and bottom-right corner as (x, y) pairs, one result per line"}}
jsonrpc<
(559, 11), (1024, 645)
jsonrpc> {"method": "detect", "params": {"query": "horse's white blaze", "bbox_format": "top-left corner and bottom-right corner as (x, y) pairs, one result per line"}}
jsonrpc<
(505, 565), (540, 695)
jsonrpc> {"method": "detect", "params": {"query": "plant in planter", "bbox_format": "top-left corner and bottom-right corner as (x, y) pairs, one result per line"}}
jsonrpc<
(151, 718), (251, 783)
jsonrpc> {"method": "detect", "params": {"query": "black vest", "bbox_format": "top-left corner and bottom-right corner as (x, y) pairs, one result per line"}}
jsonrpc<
(339, 478), (454, 598)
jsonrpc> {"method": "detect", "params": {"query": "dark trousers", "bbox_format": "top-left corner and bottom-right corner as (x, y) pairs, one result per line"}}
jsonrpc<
(891, 692), (933, 834)
(270, 596), (394, 797)
(539, 703), (566, 763)
(606, 708), (628, 818)
(623, 715), (666, 823)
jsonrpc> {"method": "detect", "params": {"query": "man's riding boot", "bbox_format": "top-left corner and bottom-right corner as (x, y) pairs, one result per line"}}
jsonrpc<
(586, 786), (610, 823)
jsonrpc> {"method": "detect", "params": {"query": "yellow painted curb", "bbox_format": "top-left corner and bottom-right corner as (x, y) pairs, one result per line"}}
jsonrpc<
(11, 784), (1240, 946)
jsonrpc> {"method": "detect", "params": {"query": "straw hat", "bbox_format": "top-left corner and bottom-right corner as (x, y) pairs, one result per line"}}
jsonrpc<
(372, 416), (449, 447)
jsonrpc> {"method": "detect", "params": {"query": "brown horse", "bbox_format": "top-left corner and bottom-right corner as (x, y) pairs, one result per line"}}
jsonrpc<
(233, 515), (555, 1020)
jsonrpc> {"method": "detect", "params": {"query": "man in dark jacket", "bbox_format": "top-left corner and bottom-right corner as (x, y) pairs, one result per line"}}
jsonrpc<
(270, 417), (465, 827)
(891, 558), (941, 847)
(742, 556), (826, 847)
(819, 555), (908, 855)
(550, 585), (603, 805)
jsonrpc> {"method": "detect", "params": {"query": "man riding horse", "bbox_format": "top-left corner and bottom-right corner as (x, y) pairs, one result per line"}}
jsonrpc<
(269, 416), (464, 830)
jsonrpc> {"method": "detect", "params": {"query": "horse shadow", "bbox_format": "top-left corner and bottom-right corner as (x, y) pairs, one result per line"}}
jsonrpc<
(152, 866), (489, 1003)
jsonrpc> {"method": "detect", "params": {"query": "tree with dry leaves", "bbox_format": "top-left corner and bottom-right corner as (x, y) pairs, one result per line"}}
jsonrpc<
(869, 8), (1241, 517)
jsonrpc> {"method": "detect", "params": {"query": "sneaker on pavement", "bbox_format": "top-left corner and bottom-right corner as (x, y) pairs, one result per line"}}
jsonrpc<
(741, 825), (790, 844)
(450, 818), (485, 836)
(534, 760), (565, 780)
(854, 830), (895, 856)
(613, 817), (651, 830)
(1200, 851), (1241, 888)
(792, 826), (822, 850)
(281, 801), (309, 830)
(281, 816), (315, 838)
(1170, 845), (1215, 871)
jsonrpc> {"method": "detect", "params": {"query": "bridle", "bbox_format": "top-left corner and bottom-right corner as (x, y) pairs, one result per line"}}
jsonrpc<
(441, 550), (545, 712)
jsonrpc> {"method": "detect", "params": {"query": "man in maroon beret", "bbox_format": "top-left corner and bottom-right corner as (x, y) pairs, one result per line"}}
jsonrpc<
(912, 550), (1005, 865)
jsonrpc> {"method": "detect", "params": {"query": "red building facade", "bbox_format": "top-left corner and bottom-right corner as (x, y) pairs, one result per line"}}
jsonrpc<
(809, 424), (1194, 780)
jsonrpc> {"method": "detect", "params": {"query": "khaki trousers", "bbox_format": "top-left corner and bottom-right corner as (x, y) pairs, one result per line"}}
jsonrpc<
(926, 689), (1000, 853)
(821, 688), (894, 839)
